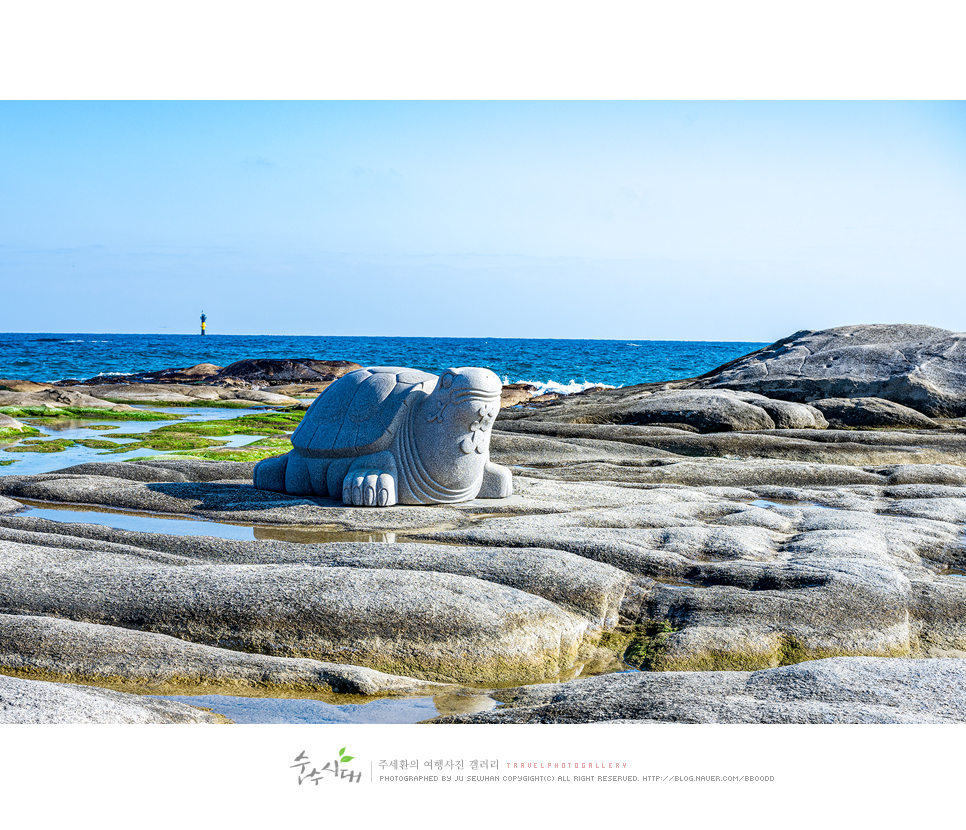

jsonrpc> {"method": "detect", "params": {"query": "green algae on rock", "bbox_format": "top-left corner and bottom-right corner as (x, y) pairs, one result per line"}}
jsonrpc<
(177, 436), (292, 463)
(5, 438), (78, 453)
(0, 427), (42, 442)
(1, 406), (178, 422)
(103, 432), (230, 452)
(103, 411), (304, 455)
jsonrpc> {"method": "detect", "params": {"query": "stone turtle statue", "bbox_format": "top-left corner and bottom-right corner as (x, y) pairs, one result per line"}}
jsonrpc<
(253, 366), (513, 506)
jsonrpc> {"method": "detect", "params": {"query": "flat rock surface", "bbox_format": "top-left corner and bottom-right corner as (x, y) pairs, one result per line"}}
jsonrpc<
(4, 444), (966, 684)
(432, 657), (966, 723)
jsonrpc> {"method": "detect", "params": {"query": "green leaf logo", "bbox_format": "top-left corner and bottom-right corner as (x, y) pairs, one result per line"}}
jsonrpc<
(339, 748), (354, 764)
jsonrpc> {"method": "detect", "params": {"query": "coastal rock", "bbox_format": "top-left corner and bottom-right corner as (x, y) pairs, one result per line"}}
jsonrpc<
(69, 384), (201, 404)
(75, 457), (258, 481)
(695, 324), (966, 417)
(0, 613), (447, 696)
(0, 514), (634, 629)
(234, 389), (302, 405)
(732, 394), (829, 429)
(137, 362), (223, 382)
(0, 388), (135, 412)
(66, 383), (300, 407)
(80, 362), (226, 385)
(217, 358), (362, 385)
(0, 539), (590, 684)
(494, 419), (966, 468)
(0, 378), (54, 393)
(573, 389), (779, 432)
(69, 359), (361, 389)
(0, 496), (22, 514)
(0, 673), (222, 724)
(809, 397), (939, 430)
(500, 388), (830, 433)
(432, 657), (966, 723)
(258, 382), (329, 398)
(0, 413), (28, 437)
(501, 383), (538, 408)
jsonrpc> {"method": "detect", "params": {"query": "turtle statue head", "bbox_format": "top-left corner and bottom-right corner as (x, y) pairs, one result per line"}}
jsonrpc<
(253, 364), (512, 506)
(415, 367), (503, 488)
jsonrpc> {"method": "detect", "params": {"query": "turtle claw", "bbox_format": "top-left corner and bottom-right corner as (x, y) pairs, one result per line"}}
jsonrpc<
(344, 470), (397, 507)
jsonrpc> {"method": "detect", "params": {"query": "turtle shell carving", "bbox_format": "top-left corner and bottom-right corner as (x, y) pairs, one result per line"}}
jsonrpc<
(253, 365), (513, 506)
(291, 367), (437, 458)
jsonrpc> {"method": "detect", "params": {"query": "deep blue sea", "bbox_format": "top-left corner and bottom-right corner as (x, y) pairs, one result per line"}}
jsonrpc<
(0, 333), (767, 393)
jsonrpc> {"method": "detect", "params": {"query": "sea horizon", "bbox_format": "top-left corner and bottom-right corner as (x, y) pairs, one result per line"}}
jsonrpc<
(0, 332), (768, 393)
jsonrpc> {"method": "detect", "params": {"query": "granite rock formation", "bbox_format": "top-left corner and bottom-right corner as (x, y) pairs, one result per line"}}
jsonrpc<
(696, 324), (966, 416)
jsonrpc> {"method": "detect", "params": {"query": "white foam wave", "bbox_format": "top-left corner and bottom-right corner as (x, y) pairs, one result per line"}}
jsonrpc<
(512, 378), (617, 396)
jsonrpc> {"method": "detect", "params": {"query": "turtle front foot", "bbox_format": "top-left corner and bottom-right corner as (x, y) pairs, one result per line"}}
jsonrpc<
(253, 452), (289, 493)
(343, 470), (398, 507)
(478, 461), (513, 499)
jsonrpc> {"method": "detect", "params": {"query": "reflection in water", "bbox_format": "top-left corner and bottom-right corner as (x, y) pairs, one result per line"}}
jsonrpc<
(18, 501), (401, 544)
(254, 525), (397, 544)
(155, 691), (498, 724)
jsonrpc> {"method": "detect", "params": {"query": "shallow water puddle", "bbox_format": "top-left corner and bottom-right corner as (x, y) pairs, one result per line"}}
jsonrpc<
(749, 498), (838, 510)
(18, 501), (401, 543)
(0, 405), (275, 475)
(939, 566), (966, 578)
(156, 691), (498, 724)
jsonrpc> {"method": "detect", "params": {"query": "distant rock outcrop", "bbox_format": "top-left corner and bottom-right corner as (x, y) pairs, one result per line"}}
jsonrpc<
(60, 359), (363, 389)
(497, 324), (965, 431)
(695, 324), (966, 417)
(137, 363), (224, 383)
(217, 358), (361, 385)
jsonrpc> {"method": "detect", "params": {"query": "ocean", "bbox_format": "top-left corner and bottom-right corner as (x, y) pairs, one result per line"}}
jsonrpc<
(0, 333), (766, 392)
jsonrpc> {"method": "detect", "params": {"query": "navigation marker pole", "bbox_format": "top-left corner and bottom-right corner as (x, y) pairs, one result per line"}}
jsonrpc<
(200, 311), (207, 336)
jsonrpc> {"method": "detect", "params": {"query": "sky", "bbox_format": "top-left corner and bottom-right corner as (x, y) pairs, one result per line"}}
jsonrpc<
(1, 100), (964, 340)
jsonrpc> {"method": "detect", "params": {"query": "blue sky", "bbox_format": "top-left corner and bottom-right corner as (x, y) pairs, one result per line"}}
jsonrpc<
(1, 100), (963, 340)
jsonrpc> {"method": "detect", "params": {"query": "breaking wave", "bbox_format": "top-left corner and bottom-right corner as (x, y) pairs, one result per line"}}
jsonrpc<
(510, 378), (618, 396)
